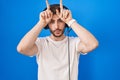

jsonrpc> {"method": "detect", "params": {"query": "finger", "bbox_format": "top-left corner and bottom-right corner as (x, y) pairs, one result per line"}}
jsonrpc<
(47, 10), (52, 18)
(65, 10), (69, 19)
(68, 10), (72, 17)
(46, 0), (50, 10)
(44, 11), (48, 19)
(56, 9), (60, 17)
(50, 12), (53, 18)
(40, 12), (45, 19)
(60, 0), (63, 13)
(63, 10), (68, 19)
(46, 10), (49, 18)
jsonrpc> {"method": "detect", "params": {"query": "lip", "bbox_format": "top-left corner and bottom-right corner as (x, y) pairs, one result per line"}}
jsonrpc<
(54, 29), (61, 32)
(55, 30), (61, 33)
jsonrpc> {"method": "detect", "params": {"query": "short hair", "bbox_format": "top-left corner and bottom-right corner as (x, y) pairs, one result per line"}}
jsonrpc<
(43, 4), (69, 29)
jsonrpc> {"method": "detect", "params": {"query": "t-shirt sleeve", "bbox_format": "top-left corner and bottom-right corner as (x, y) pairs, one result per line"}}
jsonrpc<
(75, 37), (88, 55)
(29, 38), (42, 57)
(35, 37), (42, 56)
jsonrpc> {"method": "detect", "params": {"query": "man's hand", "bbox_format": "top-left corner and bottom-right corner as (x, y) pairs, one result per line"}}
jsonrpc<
(39, 0), (53, 27)
(56, 0), (73, 25)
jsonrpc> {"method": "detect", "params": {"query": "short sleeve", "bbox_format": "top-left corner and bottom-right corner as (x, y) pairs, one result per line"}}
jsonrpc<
(28, 38), (42, 57)
(35, 37), (42, 56)
(74, 37), (88, 55)
(74, 37), (80, 53)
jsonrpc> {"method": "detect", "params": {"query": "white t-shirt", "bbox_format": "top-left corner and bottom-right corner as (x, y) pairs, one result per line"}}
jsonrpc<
(35, 36), (86, 80)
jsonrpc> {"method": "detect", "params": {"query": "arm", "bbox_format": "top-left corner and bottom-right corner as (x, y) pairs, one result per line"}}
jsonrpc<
(69, 21), (99, 53)
(17, 0), (53, 56)
(17, 21), (44, 56)
(57, 0), (99, 53)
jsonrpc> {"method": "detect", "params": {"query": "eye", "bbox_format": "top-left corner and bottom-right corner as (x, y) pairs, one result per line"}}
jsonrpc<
(58, 19), (63, 22)
(49, 20), (54, 24)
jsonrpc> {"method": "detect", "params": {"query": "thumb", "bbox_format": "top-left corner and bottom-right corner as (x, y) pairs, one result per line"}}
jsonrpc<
(56, 9), (61, 17)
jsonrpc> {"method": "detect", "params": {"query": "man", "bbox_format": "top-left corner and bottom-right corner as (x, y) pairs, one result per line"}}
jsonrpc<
(17, 0), (98, 80)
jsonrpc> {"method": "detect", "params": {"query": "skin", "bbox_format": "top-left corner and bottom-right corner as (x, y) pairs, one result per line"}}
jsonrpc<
(49, 15), (66, 40)
(17, 0), (99, 56)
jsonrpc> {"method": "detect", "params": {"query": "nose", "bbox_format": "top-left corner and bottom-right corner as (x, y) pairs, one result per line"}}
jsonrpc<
(54, 21), (59, 29)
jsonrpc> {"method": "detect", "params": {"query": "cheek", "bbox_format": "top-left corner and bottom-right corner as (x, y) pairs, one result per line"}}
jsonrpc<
(48, 24), (55, 31)
(48, 24), (52, 28)
(59, 23), (65, 28)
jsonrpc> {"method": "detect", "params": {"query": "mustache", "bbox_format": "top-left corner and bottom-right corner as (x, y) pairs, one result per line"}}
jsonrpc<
(53, 29), (62, 32)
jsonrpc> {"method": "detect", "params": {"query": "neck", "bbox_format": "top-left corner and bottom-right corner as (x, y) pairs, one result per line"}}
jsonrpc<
(50, 34), (66, 41)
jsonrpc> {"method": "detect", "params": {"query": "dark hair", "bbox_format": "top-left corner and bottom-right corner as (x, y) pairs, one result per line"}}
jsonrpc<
(43, 4), (69, 29)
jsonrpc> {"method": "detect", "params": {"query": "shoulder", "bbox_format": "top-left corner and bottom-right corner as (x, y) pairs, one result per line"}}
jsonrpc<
(37, 36), (47, 40)
(69, 37), (81, 48)
(35, 36), (49, 45)
(69, 36), (80, 42)
(37, 36), (48, 41)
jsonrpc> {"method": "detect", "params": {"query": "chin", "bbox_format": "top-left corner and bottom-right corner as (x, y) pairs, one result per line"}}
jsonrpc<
(54, 33), (63, 37)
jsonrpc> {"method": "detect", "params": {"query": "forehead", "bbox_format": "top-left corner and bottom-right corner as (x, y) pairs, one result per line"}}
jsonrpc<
(52, 15), (59, 20)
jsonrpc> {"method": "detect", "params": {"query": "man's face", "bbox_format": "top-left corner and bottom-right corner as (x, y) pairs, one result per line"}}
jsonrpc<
(48, 14), (66, 37)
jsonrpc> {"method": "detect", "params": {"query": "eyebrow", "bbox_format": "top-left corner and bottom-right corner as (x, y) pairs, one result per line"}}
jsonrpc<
(51, 19), (54, 21)
(51, 18), (62, 22)
(58, 18), (62, 21)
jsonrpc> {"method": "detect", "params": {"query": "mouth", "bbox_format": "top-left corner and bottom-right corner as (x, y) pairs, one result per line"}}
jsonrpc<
(50, 28), (64, 37)
(54, 29), (62, 34)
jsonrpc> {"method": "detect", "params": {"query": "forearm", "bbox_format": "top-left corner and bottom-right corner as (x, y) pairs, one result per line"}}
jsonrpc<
(70, 21), (98, 46)
(17, 21), (44, 50)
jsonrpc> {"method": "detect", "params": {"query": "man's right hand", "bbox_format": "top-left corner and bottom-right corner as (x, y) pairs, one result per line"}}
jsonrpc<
(39, 0), (53, 27)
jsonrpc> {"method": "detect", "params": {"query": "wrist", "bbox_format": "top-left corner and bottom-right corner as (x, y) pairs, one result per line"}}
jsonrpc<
(67, 19), (76, 27)
(39, 20), (47, 27)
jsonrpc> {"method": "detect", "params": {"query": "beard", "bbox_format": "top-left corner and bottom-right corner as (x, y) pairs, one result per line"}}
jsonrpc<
(50, 28), (65, 37)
